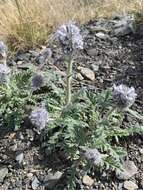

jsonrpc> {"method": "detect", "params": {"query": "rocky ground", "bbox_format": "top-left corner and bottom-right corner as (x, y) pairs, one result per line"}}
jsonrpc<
(0, 15), (143, 189)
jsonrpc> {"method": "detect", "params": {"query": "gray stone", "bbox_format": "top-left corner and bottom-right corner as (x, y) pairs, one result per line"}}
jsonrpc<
(15, 53), (30, 62)
(118, 183), (123, 190)
(17, 61), (23, 65)
(139, 148), (143, 154)
(17, 132), (24, 140)
(15, 180), (22, 188)
(0, 167), (8, 182)
(113, 15), (135, 37)
(9, 144), (17, 151)
(44, 171), (63, 189)
(95, 32), (109, 40)
(76, 73), (84, 80)
(27, 173), (33, 178)
(116, 160), (138, 180)
(15, 152), (24, 164)
(87, 48), (98, 56)
(124, 181), (138, 190)
(31, 176), (40, 190)
(114, 27), (131, 37)
(78, 66), (95, 81)
(91, 64), (99, 72)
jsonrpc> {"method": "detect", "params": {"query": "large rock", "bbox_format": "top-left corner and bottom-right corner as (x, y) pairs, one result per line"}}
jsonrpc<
(78, 66), (95, 81)
(124, 181), (138, 190)
(116, 160), (138, 180)
(113, 15), (135, 37)
(0, 167), (8, 183)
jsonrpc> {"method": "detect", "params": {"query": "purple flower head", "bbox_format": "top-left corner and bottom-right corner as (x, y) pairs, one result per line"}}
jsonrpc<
(0, 41), (7, 63)
(0, 64), (11, 85)
(84, 148), (102, 165)
(29, 105), (49, 130)
(55, 21), (83, 53)
(31, 73), (44, 90)
(113, 84), (137, 109)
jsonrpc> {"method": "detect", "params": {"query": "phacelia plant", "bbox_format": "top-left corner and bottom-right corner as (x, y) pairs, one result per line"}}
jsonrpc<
(55, 22), (83, 105)
(0, 31), (143, 190)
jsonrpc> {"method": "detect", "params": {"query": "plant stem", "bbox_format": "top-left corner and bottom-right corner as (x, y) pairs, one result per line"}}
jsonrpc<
(66, 56), (73, 105)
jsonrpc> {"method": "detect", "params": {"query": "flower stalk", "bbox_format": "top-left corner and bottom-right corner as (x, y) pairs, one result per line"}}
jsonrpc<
(55, 22), (83, 106)
(66, 55), (73, 105)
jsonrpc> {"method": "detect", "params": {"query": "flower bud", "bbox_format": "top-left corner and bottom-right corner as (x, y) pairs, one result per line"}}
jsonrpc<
(31, 73), (44, 90)
(113, 84), (137, 109)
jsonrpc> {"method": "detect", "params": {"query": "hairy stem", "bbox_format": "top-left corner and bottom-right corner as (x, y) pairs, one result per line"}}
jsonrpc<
(66, 56), (73, 105)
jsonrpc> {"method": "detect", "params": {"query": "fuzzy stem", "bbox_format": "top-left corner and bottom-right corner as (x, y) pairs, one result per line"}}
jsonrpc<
(66, 56), (73, 105)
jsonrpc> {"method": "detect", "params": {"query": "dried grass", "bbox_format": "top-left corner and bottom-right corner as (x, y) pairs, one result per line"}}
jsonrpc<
(0, 0), (143, 50)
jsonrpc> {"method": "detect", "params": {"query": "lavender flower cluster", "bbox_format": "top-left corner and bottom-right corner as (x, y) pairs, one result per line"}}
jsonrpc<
(0, 41), (11, 85)
(0, 41), (7, 64)
(55, 22), (83, 54)
(113, 84), (137, 109)
(84, 148), (102, 165)
(29, 105), (49, 131)
(0, 64), (11, 85)
(31, 73), (44, 90)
